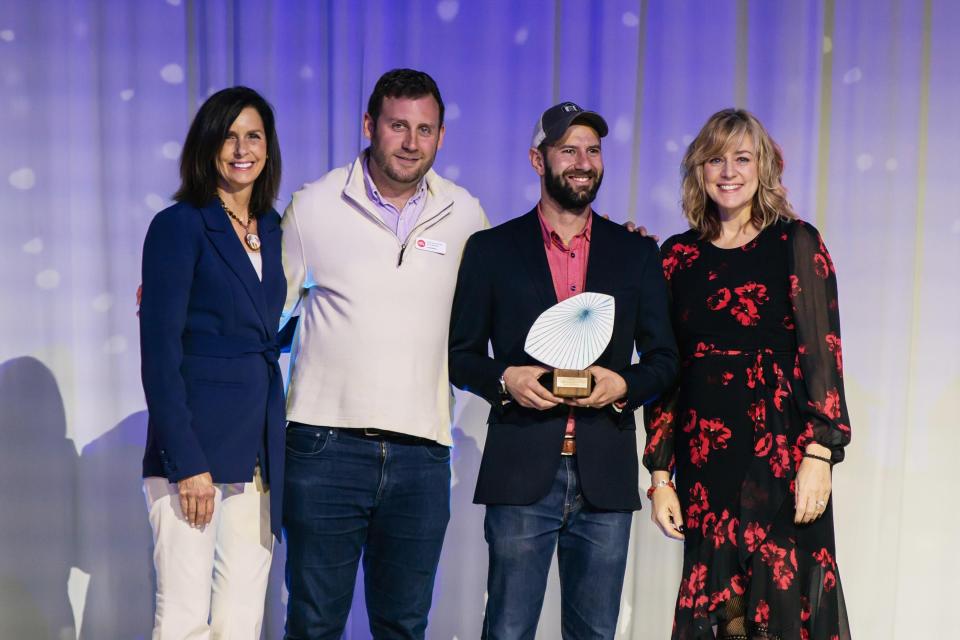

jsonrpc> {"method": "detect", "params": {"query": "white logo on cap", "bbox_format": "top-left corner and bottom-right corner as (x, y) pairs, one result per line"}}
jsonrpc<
(562, 104), (579, 112)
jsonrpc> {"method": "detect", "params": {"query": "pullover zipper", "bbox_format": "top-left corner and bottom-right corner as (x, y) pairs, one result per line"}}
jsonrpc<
(395, 207), (451, 266)
(343, 191), (453, 268)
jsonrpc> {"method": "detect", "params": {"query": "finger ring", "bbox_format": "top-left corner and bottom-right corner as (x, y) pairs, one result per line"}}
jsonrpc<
(816, 500), (826, 508)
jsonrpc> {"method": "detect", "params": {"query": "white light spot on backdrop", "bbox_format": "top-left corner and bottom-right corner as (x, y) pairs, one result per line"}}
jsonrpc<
(443, 165), (461, 181)
(161, 63), (184, 84)
(9, 167), (35, 190)
(299, 65), (314, 80)
(22, 237), (43, 254)
(823, 36), (833, 53)
(612, 116), (632, 143)
(436, 0), (459, 22)
(166, 0), (182, 5)
(665, 139), (679, 153)
(514, 28), (529, 45)
(885, 158), (898, 172)
(622, 12), (640, 27)
(145, 193), (167, 212)
(856, 153), (873, 171)
(161, 141), (182, 160)
(67, 567), (91, 640)
(36, 269), (61, 290)
(0, 29), (14, 42)
(682, 134), (694, 146)
(92, 293), (114, 313)
(842, 67), (862, 84)
(446, 102), (461, 121)
(120, 88), (135, 101)
(103, 335), (128, 355)
(524, 182), (540, 203)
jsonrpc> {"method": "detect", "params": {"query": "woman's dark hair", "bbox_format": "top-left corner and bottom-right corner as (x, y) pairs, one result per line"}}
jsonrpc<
(173, 86), (281, 217)
(366, 69), (445, 126)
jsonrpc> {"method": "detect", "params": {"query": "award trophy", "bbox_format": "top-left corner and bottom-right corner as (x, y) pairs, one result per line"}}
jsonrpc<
(524, 292), (615, 398)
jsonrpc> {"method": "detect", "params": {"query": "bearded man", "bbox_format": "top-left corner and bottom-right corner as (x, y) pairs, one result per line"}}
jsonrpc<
(448, 102), (679, 639)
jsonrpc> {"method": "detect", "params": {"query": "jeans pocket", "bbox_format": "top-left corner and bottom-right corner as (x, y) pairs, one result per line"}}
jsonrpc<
(285, 425), (331, 457)
(421, 442), (451, 462)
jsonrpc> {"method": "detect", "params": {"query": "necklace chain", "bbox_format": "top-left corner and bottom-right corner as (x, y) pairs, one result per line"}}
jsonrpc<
(218, 195), (261, 252)
(218, 195), (251, 229)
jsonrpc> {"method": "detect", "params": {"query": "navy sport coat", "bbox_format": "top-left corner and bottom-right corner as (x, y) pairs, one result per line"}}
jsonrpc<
(449, 209), (679, 511)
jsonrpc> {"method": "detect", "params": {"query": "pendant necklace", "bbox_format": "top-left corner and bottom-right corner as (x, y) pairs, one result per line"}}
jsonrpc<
(218, 196), (261, 251)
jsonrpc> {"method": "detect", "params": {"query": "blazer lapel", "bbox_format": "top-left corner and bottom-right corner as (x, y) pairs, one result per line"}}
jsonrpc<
(584, 213), (619, 295)
(512, 208), (558, 308)
(200, 201), (270, 335)
(257, 211), (282, 339)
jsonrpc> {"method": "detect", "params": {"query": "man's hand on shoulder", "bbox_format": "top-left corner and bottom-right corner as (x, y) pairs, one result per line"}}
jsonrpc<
(622, 220), (659, 243)
(565, 365), (627, 409)
(502, 365), (561, 410)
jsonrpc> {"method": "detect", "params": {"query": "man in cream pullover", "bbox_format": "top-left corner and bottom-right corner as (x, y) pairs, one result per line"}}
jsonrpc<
(280, 69), (488, 640)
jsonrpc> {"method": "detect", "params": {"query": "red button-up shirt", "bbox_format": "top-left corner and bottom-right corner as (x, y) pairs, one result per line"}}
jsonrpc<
(537, 205), (592, 436)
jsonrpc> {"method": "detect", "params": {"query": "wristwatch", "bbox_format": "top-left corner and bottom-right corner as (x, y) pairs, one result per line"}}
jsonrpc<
(498, 374), (508, 397)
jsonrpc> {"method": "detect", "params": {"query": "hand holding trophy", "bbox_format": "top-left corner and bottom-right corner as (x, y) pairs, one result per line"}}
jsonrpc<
(524, 292), (615, 398)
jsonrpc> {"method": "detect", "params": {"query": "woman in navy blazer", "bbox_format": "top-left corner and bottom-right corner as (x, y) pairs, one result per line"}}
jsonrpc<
(139, 86), (285, 638)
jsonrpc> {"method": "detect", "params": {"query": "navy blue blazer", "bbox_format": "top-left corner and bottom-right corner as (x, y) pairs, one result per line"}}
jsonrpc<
(139, 199), (286, 537)
(449, 210), (679, 511)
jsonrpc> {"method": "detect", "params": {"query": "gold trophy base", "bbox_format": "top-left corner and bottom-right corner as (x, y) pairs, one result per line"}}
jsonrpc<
(552, 369), (593, 398)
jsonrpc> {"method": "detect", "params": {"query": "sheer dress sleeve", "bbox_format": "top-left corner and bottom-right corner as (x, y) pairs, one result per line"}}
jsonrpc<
(787, 220), (852, 463)
(643, 383), (679, 474)
(643, 238), (681, 474)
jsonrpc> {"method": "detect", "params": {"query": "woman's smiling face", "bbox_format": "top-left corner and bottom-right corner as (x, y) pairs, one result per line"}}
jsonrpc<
(702, 133), (758, 219)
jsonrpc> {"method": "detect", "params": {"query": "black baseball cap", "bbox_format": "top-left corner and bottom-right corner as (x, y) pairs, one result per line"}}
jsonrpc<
(531, 101), (609, 148)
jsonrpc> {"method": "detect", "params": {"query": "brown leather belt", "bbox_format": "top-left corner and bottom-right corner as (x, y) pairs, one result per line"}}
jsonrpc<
(561, 435), (577, 456)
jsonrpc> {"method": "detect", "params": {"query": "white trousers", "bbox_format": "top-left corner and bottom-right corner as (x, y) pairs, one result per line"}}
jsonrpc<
(144, 470), (274, 640)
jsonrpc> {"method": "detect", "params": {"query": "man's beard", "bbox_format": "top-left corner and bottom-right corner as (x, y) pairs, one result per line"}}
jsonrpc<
(542, 155), (603, 210)
(369, 133), (436, 186)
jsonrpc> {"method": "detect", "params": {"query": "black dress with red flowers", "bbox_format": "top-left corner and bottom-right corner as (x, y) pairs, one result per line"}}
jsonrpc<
(644, 220), (852, 640)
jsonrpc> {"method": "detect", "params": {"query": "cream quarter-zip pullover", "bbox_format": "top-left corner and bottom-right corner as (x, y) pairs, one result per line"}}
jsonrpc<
(280, 154), (489, 445)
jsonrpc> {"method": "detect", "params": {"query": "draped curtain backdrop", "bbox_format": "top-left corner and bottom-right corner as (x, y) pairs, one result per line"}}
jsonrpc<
(1, 1), (957, 638)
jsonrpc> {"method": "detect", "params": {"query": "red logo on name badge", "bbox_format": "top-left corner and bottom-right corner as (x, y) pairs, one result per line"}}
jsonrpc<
(417, 239), (426, 248)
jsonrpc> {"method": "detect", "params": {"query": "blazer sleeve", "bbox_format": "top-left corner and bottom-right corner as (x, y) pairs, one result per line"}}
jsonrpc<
(449, 232), (509, 409)
(139, 209), (209, 480)
(617, 236), (680, 412)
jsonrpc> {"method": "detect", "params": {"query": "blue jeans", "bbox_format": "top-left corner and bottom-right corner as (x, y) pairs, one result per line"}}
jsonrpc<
(482, 456), (633, 640)
(283, 424), (451, 640)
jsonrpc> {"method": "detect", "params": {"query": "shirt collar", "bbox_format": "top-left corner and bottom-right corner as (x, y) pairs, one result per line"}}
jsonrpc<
(362, 151), (427, 210)
(536, 202), (592, 248)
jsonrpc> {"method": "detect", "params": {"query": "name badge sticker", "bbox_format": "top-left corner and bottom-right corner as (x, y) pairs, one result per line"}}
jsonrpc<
(414, 238), (446, 255)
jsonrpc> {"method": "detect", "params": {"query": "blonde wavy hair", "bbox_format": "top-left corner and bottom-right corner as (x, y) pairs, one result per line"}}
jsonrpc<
(681, 108), (796, 240)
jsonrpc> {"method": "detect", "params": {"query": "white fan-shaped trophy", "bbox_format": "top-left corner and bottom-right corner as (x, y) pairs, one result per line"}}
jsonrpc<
(524, 292), (615, 398)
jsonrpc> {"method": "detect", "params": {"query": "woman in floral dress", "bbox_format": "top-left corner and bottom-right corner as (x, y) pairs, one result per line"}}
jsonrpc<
(644, 109), (851, 640)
